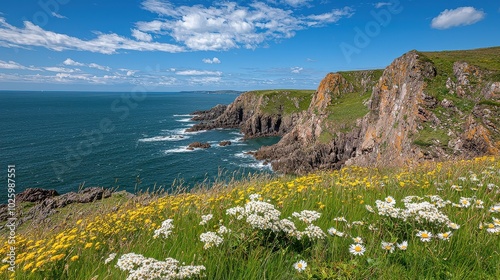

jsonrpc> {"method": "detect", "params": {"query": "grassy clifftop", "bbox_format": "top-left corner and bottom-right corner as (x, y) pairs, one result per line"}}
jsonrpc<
(248, 89), (315, 115)
(2, 156), (499, 279)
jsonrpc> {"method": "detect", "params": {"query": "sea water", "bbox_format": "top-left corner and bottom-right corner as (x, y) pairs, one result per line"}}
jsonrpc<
(0, 91), (279, 197)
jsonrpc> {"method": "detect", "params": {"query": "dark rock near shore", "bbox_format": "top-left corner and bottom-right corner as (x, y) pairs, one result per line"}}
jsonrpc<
(16, 188), (59, 203)
(0, 187), (115, 228)
(188, 142), (211, 149)
(191, 104), (227, 121)
(219, 141), (232, 146)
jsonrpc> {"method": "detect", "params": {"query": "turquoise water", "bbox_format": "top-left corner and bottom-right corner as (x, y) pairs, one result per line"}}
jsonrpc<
(0, 91), (279, 197)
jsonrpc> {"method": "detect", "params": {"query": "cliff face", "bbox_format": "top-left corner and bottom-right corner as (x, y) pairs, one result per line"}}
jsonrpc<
(256, 48), (500, 173)
(188, 90), (313, 138)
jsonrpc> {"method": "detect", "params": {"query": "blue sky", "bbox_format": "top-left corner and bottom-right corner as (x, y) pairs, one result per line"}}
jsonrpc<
(0, 0), (499, 92)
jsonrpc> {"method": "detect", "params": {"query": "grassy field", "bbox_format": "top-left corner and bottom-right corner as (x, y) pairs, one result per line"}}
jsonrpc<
(1, 156), (499, 279)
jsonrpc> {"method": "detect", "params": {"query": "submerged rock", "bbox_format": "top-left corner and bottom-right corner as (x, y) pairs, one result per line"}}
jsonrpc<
(219, 141), (232, 146)
(188, 142), (211, 149)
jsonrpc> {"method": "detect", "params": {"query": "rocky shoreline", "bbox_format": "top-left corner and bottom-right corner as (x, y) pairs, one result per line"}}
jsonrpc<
(0, 187), (133, 229)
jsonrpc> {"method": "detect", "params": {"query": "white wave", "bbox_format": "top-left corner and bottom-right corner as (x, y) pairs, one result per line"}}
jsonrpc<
(230, 136), (243, 142)
(230, 131), (244, 136)
(173, 114), (191, 117)
(176, 118), (194, 122)
(185, 129), (206, 135)
(138, 135), (189, 142)
(234, 152), (253, 158)
(231, 161), (272, 171)
(163, 146), (194, 155)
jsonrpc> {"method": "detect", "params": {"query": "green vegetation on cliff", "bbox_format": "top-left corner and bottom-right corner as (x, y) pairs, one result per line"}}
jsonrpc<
(250, 89), (315, 115)
(413, 47), (500, 148)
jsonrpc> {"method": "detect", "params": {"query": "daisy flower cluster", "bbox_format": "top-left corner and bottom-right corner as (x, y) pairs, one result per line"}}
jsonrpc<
(115, 253), (205, 280)
(199, 231), (224, 249)
(374, 196), (453, 226)
(199, 214), (213, 225)
(225, 194), (326, 240)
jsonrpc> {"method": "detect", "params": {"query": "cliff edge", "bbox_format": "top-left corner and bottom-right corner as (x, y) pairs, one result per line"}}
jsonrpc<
(255, 47), (500, 173)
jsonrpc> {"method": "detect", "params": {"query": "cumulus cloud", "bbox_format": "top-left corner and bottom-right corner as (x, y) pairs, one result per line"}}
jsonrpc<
(0, 18), (184, 54)
(176, 70), (222, 76)
(431, 7), (485, 29)
(63, 58), (111, 71)
(138, 0), (353, 51)
(63, 58), (84, 67)
(202, 57), (221, 64)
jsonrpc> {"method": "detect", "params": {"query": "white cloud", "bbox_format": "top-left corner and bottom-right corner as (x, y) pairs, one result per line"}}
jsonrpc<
(307, 7), (353, 25)
(189, 76), (222, 84)
(431, 7), (485, 30)
(51, 12), (67, 19)
(0, 17), (184, 54)
(375, 2), (391, 9)
(131, 29), (153, 42)
(63, 58), (111, 71)
(282, 0), (312, 7)
(138, 0), (353, 51)
(63, 58), (84, 67)
(202, 57), (221, 64)
(0, 60), (40, 71)
(291, 67), (303, 74)
(176, 70), (222, 76)
(89, 63), (111, 71)
(44, 67), (77, 73)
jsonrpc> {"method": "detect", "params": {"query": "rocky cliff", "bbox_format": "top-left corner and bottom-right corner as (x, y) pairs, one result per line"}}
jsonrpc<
(188, 90), (314, 138)
(256, 47), (500, 173)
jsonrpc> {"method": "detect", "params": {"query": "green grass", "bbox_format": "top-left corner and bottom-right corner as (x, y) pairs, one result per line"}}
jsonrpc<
(325, 91), (371, 132)
(4, 156), (499, 279)
(339, 70), (383, 93)
(412, 125), (451, 149)
(249, 89), (315, 115)
(422, 47), (500, 72)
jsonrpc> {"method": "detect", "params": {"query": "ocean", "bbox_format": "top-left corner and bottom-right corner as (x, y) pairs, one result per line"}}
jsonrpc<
(0, 91), (279, 198)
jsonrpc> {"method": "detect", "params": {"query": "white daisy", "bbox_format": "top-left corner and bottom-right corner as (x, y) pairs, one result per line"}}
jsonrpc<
(381, 241), (395, 253)
(327, 227), (344, 237)
(397, 241), (408, 250)
(294, 260), (307, 272)
(437, 231), (452, 241)
(349, 243), (366, 256)
(352, 236), (363, 244)
(416, 230), (432, 242)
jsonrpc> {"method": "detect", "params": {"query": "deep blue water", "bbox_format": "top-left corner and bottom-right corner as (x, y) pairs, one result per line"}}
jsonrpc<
(0, 91), (279, 198)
